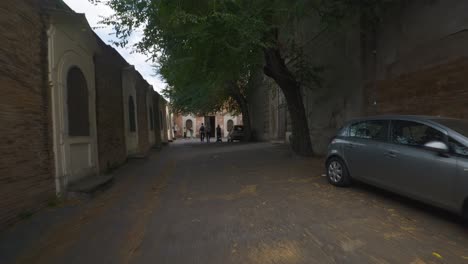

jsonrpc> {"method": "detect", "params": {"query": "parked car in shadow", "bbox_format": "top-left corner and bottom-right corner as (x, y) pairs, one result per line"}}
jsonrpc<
(326, 115), (468, 222)
(227, 125), (244, 142)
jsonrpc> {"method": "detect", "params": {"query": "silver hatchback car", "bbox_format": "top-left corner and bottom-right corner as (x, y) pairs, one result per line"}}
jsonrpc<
(326, 115), (468, 220)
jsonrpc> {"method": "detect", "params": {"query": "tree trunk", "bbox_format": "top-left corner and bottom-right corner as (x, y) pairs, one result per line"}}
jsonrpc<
(239, 98), (252, 142)
(263, 47), (313, 156)
(231, 86), (253, 142)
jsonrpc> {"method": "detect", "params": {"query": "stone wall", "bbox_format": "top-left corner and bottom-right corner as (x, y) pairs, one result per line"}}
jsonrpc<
(295, 16), (363, 154)
(250, 74), (272, 141)
(251, 16), (363, 153)
(252, 0), (468, 155)
(136, 75), (151, 154)
(365, 0), (468, 118)
(159, 98), (169, 143)
(95, 38), (128, 172)
(0, 0), (55, 227)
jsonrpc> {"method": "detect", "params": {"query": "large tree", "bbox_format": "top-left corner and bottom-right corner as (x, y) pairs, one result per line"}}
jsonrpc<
(96, 0), (386, 155)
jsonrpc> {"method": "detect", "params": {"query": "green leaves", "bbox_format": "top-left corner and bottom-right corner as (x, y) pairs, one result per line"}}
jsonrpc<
(95, 0), (395, 114)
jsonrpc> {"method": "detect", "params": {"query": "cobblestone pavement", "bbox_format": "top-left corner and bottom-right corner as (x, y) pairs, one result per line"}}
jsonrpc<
(1, 141), (468, 264)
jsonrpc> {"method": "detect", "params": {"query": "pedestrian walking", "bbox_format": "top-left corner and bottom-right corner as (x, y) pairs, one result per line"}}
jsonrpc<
(199, 123), (205, 142)
(216, 125), (222, 142)
(183, 127), (187, 139)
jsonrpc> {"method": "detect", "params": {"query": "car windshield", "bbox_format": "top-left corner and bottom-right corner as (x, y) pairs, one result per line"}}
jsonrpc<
(433, 118), (468, 137)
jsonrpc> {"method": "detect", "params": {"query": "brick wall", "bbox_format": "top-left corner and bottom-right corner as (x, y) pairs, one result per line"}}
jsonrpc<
(136, 76), (150, 154)
(0, 0), (55, 228)
(363, 0), (468, 118)
(365, 58), (468, 117)
(94, 39), (128, 172)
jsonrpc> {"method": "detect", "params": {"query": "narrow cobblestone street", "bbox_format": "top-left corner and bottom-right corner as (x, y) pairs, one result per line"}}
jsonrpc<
(1, 141), (468, 264)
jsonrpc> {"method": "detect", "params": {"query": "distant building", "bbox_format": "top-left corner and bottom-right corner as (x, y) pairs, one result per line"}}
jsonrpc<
(0, 0), (172, 228)
(174, 112), (242, 138)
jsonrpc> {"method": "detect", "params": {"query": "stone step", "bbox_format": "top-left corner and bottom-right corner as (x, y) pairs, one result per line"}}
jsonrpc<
(67, 175), (114, 199)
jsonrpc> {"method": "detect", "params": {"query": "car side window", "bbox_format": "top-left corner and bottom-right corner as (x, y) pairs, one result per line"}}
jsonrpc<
(448, 137), (468, 157)
(391, 120), (445, 147)
(349, 120), (388, 141)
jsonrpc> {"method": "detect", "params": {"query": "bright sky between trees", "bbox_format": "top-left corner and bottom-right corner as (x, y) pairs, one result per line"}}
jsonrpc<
(62, 0), (167, 93)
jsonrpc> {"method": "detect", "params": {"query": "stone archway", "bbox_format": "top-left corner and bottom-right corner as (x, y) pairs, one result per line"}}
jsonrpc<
(186, 119), (193, 137)
(52, 57), (99, 191)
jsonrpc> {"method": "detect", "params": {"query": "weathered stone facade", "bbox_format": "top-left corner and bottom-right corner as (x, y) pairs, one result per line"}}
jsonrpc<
(364, 0), (468, 119)
(0, 0), (170, 229)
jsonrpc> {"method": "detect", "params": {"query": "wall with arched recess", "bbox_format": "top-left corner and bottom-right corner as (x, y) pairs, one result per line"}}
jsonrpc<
(122, 66), (139, 156)
(48, 12), (100, 193)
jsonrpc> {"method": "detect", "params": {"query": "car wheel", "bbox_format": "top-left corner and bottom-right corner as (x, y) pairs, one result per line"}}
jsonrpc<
(326, 157), (351, 187)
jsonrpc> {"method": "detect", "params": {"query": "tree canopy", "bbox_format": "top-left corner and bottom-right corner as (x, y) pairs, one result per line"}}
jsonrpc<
(95, 0), (394, 154)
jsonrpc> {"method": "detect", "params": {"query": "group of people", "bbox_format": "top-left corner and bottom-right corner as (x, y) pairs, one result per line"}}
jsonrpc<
(199, 123), (222, 143)
(172, 123), (223, 142)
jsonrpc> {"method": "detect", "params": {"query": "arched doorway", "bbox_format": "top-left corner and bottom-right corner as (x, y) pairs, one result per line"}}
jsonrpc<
(67, 67), (89, 136)
(186, 119), (193, 137)
(54, 64), (97, 186)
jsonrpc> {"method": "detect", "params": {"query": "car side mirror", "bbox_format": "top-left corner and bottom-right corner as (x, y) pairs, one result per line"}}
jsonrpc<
(424, 141), (449, 156)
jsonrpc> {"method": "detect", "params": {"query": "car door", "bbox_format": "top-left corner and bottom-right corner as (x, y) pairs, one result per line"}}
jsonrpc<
(448, 136), (468, 211)
(344, 120), (390, 182)
(384, 120), (456, 208)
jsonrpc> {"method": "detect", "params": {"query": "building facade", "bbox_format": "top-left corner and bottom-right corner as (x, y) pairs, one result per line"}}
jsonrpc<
(0, 0), (171, 228)
(174, 112), (242, 138)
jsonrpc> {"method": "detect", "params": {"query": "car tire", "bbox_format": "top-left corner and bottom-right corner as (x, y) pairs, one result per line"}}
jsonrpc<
(326, 157), (351, 187)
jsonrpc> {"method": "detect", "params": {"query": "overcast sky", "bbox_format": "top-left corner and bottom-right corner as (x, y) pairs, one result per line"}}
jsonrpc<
(62, 0), (166, 93)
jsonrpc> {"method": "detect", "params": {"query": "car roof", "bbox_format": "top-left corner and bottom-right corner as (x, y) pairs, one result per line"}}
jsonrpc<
(347, 115), (463, 123)
(343, 115), (468, 145)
